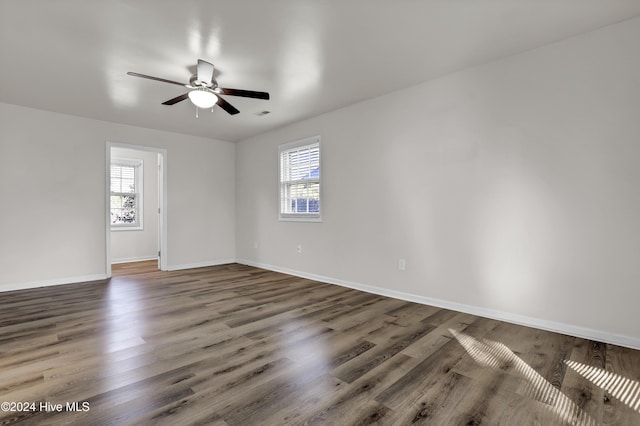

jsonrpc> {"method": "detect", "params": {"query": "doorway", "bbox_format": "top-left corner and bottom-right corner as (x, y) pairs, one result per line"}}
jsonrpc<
(106, 142), (167, 277)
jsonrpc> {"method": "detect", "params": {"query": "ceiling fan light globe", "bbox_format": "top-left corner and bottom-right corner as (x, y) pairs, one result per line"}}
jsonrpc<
(188, 90), (218, 109)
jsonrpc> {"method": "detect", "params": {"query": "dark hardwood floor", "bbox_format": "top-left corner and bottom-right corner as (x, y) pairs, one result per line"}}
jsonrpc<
(1, 261), (639, 425)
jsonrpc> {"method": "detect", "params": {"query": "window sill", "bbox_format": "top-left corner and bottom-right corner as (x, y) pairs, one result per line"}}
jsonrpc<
(111, 225), (144, 232)
(278, 216), (322, 223)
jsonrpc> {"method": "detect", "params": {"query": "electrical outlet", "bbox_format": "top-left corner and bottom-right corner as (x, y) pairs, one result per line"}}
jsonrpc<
(398, 258), (406, 271)
(297, 244), (302, 253)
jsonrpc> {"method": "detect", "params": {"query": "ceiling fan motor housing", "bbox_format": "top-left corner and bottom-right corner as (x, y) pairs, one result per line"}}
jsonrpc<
(189, 75), (218, 89)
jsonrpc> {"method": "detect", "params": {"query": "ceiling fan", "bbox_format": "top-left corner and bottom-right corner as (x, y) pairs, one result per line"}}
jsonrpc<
(127, 59), (269, 115)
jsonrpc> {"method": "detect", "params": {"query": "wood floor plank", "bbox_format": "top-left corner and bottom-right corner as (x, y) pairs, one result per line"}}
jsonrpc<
(0, 261), (638, 425)
(302, 353), (420, 426)
(331, 323), (436, 384)
(387, 370), (475, 425)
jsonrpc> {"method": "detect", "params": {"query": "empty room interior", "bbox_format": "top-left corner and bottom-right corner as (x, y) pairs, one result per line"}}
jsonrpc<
(1, 1), (640, 425)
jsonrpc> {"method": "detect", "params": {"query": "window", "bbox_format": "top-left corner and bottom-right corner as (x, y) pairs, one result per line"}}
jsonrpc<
(110, 159), (143, 229)
(279, 136), (321, 221)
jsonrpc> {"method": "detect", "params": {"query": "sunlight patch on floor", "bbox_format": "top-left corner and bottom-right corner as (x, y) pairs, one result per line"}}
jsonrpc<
(565, 359), (640, 413)
(450, 329), (595, 425)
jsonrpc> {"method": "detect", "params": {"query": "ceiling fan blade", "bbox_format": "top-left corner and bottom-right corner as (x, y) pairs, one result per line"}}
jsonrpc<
(197, 59), (215, 85)
(216, 96), (240, 115)
(127, 72), (187, 87)
(162, 93), (190, 105)
(219, 88), (270, 100)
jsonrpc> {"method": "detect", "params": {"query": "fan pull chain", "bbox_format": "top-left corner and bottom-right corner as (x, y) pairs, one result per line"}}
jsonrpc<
(195, 106), (199, 118)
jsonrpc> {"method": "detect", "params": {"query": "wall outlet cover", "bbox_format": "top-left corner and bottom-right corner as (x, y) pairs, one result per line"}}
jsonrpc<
(398, 258), (406, 271)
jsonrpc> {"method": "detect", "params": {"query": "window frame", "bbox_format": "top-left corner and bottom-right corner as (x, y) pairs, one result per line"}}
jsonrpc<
(110, 158), (143, 231)
(278, 136), (322, 222)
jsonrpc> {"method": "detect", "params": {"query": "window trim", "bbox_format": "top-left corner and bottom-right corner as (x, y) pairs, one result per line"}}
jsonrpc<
(110, 158), (143, 231)
(278, 136), (322, 222)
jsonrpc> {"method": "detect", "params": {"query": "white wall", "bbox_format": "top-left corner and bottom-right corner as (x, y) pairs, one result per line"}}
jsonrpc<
(236, 17), (640, 346)
(110, 147), (159, 263)
(0, 103), (236, 290)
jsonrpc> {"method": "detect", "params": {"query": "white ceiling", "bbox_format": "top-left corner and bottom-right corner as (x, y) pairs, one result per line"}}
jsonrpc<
(1, 1), (639, 142)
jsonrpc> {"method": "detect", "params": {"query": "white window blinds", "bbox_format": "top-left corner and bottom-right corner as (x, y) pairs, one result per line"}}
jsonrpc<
(110, 164), (136, 194)
(279, 137), (321, 220)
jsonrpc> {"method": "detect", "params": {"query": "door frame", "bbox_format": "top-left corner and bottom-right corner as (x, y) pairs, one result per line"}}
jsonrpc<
(106, 141), (168, 277)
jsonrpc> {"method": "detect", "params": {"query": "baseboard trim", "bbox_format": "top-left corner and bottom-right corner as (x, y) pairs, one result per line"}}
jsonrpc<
(237, 259), (640, 350)
(0, 274), (109, 293)
(111, 256), (158, 264)
(166, 259), (236, 272)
